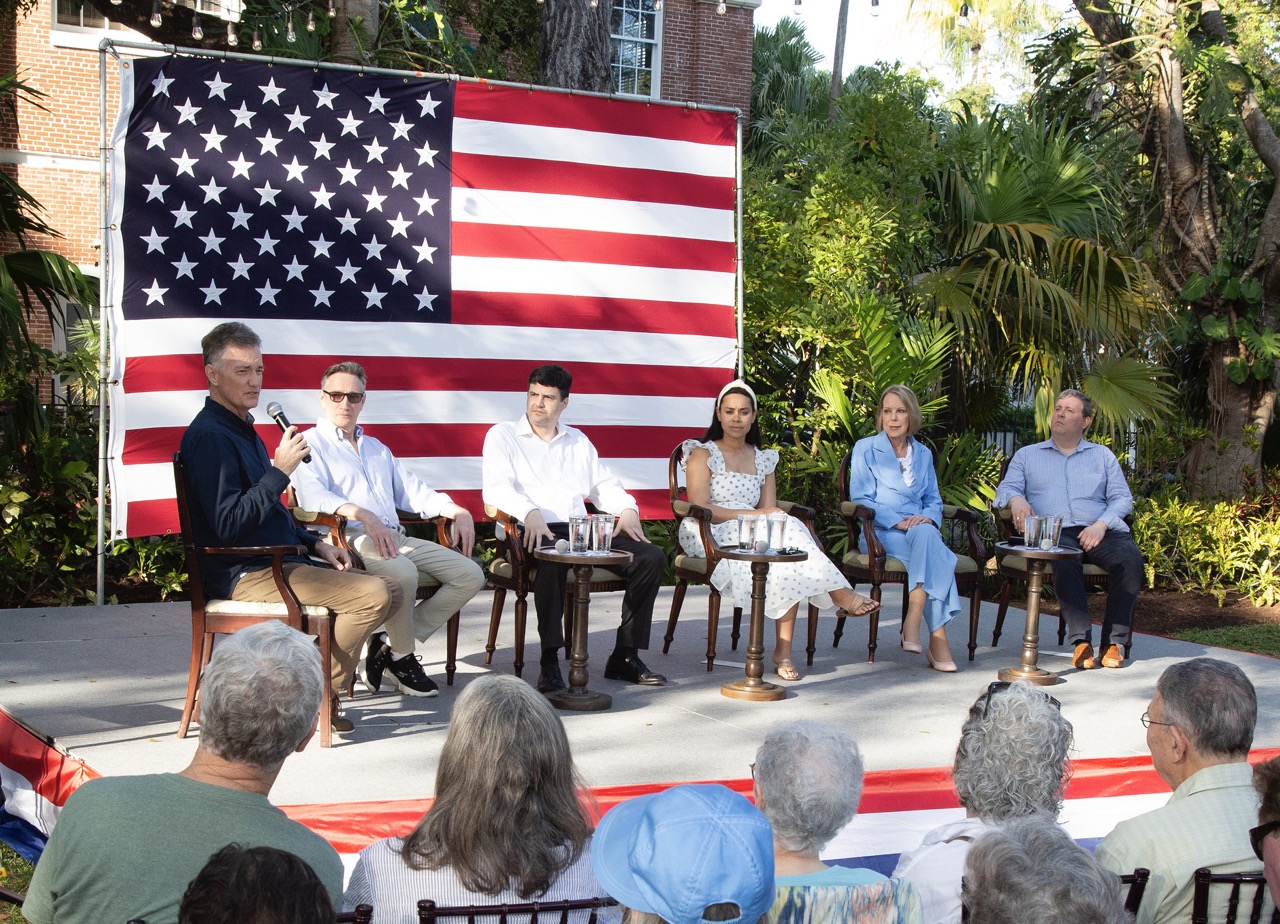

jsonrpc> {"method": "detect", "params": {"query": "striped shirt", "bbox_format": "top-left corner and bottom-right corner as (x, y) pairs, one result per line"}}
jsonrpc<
(342, 837), (622, 924)
(994, 438), (1132, 532)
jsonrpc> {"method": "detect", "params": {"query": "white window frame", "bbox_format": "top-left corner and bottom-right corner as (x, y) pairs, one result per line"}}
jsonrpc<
(610, 0), (662, 99)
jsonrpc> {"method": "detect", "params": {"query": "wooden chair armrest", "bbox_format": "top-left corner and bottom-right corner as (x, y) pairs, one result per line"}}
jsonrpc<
(848, 503), (887, 563)
(396, 510), (453, 547)
(199, 545), (307, 622)
(0, 885), (24, 907)
(778, 500), (816, 526)
(945, 506), (987, 562)
(291, 508), (349, 532)
(485, 506), (528, 568)
(200, 544), (308, 557)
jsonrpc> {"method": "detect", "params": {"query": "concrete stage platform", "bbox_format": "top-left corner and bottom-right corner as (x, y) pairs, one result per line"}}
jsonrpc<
(4, 585), (1278, 809)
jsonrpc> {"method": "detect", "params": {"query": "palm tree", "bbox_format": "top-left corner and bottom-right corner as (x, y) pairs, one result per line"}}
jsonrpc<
(914, 109), (1174, 437)
(0, 71), (99, 447)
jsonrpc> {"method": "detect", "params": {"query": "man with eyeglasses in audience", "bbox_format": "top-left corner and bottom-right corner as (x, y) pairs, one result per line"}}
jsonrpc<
(292, 361), (485, 698)
(1096, 657), (1261, 924)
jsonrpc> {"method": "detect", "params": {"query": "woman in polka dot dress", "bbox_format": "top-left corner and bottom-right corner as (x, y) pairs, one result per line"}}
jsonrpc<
(678, 380), (879, 682)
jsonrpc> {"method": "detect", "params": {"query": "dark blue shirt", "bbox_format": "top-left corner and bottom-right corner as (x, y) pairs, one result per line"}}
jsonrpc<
(179, 397), (318, 598)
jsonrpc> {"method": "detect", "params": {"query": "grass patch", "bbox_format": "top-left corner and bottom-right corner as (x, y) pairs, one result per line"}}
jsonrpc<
(0, 843), (32, 923)
(1173, 623), (1280, 657)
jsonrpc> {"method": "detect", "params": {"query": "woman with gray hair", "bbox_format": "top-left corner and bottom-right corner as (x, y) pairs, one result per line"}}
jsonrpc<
(893, 681), (1073, 923)
(342, 674), (617, 922)
(753, 720), (884, 886)
(963, 816), (1129, 924)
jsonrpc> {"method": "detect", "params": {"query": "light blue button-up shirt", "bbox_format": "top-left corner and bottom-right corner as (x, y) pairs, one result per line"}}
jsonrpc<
(292, 419), (454, 531)
(994, 437), (1132, 532)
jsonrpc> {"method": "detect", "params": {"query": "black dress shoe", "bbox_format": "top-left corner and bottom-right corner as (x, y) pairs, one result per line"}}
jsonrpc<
(604, 652), (667, 686)
(537, 662), (567, 694)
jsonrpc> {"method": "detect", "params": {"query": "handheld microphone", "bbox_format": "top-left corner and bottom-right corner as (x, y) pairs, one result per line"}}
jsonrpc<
(265, 401), (311, 464)
(554, 538), (570, 553)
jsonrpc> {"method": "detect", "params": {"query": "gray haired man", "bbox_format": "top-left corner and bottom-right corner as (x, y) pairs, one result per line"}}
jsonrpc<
(23, 621), (343, 924)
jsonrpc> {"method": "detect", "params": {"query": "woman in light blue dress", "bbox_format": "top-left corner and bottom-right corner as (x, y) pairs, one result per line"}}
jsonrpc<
(847, 384), (959, 671)
(679, 380), (878, 682)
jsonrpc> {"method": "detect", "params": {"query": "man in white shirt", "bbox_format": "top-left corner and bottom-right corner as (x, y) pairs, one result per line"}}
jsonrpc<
(482, 364), (666, 694)
(1095, 658), (1262, 924)
(292, 362), (485, 697)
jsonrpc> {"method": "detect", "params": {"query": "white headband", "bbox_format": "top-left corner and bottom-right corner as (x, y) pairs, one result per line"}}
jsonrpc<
(717, 378), (757, 409)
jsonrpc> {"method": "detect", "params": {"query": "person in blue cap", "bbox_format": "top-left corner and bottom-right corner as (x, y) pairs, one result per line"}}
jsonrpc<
(589, 784), (774, 924)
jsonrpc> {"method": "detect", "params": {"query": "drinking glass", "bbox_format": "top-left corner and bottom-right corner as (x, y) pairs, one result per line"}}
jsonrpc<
(1023, 515), (1043, 547)
(569, 515), (591, 553)
(590, 513), (615, 552)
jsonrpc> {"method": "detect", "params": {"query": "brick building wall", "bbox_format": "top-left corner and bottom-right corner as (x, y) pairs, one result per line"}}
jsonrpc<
(659, 0), (753, 115)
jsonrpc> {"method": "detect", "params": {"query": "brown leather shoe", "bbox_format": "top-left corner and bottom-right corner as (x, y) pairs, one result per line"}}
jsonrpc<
(1072, 642), (1097, 669)
(330, 695), (355, 733)
(1101, 644), (1124, 668)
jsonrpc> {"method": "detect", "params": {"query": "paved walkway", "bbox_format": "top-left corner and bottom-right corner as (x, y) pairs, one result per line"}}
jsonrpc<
(3, 586), (1278, 805)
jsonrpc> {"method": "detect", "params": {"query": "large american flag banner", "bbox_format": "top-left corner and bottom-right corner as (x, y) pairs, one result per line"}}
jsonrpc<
(105, 52), (739, 538)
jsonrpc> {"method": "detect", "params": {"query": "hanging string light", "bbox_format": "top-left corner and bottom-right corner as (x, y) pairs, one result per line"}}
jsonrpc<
(285, 8), (297, 41)
(226, 20), (238, 43)
(306, 7), (315, 30)
(715, 0), (726, 12)
(252, 22), (262, 48)
(190, 12), (203, 38)
(149, 0), (162, 27)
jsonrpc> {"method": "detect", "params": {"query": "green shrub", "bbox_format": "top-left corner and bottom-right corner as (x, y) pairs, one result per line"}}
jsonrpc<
(1132, 490), (1280, 607)
(0, 405), (98, 607)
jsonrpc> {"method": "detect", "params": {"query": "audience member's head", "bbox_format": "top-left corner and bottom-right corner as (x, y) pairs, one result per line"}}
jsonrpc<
(400, 674), (591, 898)
(1253, 756), (1280, 904)
(199, 620), (324, 772)
(591, 784), (774, 924)
(876, 385), (923, 437)
(178, 843), (334, 924)
(963, 817), (1128, 924)
(754, 720), (863, 857)
(1153, 657), (1256, 763)
(953, 681), (1073, 822)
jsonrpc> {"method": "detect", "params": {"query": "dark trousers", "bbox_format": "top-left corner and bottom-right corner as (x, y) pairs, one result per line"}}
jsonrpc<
(533, 522), (663, 653)
(1054, 525), (1144, 649)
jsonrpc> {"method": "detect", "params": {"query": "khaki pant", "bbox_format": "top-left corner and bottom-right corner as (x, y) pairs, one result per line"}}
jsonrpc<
(351, 531), (486, 654)
(231, 562), (401, 691)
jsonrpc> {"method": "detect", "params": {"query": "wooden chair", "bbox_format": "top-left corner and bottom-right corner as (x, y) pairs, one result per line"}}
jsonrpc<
(0, 886), (23, 908)
(835, 449), (986, 662)
(1121, 868), (1150, 916)
(990, 505), (1136, 658)
(662, 443), (819, 671)
(483, 505), (627, 677)
(417, 896), (620, 923)
(289, 494), (463, 688)
(1191, 868), (1279, 924)
(173, 453), (336, 748)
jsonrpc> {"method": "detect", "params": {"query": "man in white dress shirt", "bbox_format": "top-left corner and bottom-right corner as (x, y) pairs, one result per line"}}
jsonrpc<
(481, 364), (666, 694)
(292, 361), (485, 697)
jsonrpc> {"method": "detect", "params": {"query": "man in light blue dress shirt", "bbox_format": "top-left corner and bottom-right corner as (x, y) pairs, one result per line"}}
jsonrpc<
(994, 388), (1144, 669)
(293, 362), (485, 697)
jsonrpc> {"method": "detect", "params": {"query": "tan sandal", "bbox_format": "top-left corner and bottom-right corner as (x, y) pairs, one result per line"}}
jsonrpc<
(772, 658), (802, 681)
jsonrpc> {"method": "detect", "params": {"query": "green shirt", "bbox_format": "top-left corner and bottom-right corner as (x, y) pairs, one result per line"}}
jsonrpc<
(23, 773), (343, 924)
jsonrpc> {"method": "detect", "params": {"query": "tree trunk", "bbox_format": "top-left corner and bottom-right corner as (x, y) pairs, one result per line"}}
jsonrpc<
(1072, 0), (1279, 498)
(828, 0), (850, 118)
(539, 0), (612, 92)
(333, 0), (379, 62)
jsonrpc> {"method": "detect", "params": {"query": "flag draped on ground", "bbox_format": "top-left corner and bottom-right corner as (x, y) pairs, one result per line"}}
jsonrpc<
(106, 53), (740, 539)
